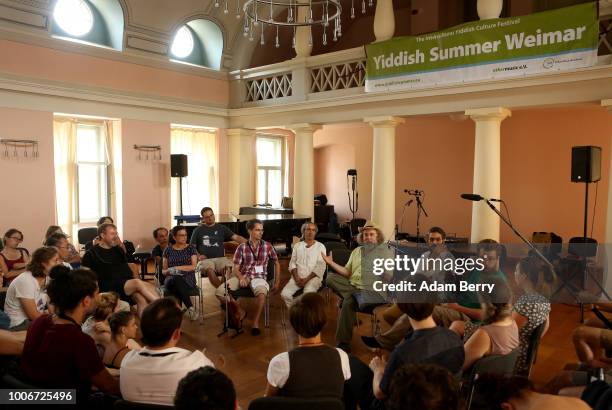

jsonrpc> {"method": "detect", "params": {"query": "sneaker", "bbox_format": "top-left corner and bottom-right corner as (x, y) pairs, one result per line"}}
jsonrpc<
(187, 307), (199, 321)
(361, 336), (382, 350)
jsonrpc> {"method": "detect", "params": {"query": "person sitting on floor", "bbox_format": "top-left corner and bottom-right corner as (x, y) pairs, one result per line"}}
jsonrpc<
(82, 292), (121, 350)
(20, 266), (120, 401)
(215, 219), (280, 336)
(479, 374), (590, 410)
(102, 310), (140, 370)
(0, 229), (29, 287)
(162, 226), (199, 321)
(44, 225), (80, 266)
(322, 220), (387, 352)
(571, 303), (612, 369)
(265, 293), (351, 399)
(386, 363), (462, 410)
(44, 233), (76, 269)
(451, 278), (519, 370)
(82, 223), (160, 315)
(191, 207), (246, 289)
(369, 278), (465, 401)
(175, 366), (237, 410)
(4, 246), (62, 331)
(121, 298), (214, 406)
(280, 222), (326, 308)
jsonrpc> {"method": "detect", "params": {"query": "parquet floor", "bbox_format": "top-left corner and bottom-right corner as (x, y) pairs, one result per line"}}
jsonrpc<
(171, 258), (588, 409)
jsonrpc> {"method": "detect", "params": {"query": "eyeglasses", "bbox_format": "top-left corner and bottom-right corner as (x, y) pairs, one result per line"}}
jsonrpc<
(8, 236), (23, 242)
(175, 233), (187, 237)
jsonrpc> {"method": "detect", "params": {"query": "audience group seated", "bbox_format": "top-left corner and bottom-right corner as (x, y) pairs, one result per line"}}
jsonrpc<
(0, 210), (610, 409)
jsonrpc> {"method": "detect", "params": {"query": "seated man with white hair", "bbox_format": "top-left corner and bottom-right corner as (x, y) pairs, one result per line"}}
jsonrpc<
(280, 222), (326, 308)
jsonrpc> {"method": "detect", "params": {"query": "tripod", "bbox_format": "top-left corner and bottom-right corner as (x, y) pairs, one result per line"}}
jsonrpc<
(410, 190), (428, 249)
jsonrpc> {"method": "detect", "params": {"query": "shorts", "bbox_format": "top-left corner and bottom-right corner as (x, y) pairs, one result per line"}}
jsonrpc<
(215, 276), (269, 298)
(197, 258), (233, 276)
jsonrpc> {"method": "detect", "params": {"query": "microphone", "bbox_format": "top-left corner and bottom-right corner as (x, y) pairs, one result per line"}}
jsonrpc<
(460, 193), (502, 202)
(404, 189), (423, 195)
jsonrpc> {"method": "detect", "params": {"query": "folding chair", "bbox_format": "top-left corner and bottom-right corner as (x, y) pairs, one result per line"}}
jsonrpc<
(520, 321), (547, 377)
(230, 259), (277, 328)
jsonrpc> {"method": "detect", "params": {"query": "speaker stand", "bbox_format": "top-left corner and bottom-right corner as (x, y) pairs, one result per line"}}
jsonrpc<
(179, 176), (184, 216)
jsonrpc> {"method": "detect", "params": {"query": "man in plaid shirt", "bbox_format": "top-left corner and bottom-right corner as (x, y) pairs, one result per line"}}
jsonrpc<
(215, 219), (280, 335)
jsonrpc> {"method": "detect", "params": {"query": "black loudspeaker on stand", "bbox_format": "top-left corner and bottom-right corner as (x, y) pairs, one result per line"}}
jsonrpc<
(571, 146), (601, 241)
(171, 154), (188, 216)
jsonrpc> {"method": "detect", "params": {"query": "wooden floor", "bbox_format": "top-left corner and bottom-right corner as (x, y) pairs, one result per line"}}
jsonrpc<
(171, 259), (587, 409)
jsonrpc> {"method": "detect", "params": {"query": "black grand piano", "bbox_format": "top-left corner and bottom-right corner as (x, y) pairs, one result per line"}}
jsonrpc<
(175, 213), (311, 253)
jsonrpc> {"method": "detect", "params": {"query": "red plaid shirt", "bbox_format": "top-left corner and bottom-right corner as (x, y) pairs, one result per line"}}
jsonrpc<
(233, 240), (278, 280)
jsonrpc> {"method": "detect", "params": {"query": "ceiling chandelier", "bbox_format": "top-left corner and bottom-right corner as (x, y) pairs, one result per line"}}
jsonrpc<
(213, 0), (376, 47)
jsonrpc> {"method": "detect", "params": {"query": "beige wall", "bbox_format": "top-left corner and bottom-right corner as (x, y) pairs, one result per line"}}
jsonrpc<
(120, 119), (171, 248)
(0, 40), (229, 106)
(314, 123), (373, 222)
(313, 106), (612, 243)
(0, 107), (55, 252)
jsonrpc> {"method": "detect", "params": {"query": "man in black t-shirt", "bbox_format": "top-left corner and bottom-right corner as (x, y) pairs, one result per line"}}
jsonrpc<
(369, 298), (464, 401)
(82, 224), (160, 315)
(151, 227), (169, 261)
(189, 207), (246, 288)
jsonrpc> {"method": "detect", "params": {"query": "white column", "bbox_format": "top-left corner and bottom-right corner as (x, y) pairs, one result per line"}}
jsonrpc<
(373, 0), (395, 42)
(365, 116), (405, 240)
(289, 123), (321, 219)
(477, 0), (503, 20)
(294, 6), (312, 58)
(602, 99), (612, 243)
(227, 128), (256, 215)
(465, 107), (511, 242)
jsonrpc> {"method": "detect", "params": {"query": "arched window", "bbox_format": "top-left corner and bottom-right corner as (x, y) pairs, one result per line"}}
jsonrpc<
(51, 0), (124, 51)
(170, 19), (223, 70)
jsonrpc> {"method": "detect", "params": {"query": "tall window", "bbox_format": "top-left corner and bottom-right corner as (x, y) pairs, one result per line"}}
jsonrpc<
(76, 124), (109, 222)
(256, 135), (285, 207)
(171, 127), (218, 218)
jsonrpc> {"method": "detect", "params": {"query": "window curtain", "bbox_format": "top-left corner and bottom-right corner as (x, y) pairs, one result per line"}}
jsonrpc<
(171, 128), (218, 218)
(53, 118), (77, 239)
(103, 121), (117, 222)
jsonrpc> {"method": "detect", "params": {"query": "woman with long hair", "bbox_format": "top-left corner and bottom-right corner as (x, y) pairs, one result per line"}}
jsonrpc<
(459, 279), (519, 370)
(4, 246), (61, 330)
(0, 228), (29, 287)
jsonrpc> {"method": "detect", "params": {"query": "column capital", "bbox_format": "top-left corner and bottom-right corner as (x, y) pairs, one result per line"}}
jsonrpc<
(465, 107), (511, 122)
(602, 99), (612, 113)
(287, 123), (322, 133)
(226, 128), (256, 138)
(364, 116), (405, 128)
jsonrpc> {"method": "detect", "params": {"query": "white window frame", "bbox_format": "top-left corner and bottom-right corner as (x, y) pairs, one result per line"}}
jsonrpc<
(256, 134), (286, 207)
(75, 123), (110, 223)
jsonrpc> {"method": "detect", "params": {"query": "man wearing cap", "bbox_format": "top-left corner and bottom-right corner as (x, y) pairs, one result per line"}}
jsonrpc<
(322, 221), (385, 352)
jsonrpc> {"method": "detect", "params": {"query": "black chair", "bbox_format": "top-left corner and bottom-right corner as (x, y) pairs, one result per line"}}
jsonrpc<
(325, 241), (349, 255)
(78, 227), (98, 250)
(114, 399), (173, 409)
(230, 259), (277, 328)
(330, 248), (351, 267)
(248, 396), (344, 410)
(132, 249), (152, 280)
(520, 321), (547, 377)
(316, 232), (344, 244)
(464, 348), (520, 409)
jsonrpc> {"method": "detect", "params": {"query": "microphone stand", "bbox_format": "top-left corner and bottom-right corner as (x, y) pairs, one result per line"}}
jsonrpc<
(483, 199), (581, 304)
(414, 193), (428, 250)
(395, 199), (413, 240)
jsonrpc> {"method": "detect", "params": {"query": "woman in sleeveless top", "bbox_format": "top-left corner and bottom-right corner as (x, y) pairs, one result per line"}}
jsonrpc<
(265, 293), (350, 399)
(0, 229), (29, 287)
(462, 278), (519, 370)
(162, 226), (198, 320)
(102, 311), (140, 369)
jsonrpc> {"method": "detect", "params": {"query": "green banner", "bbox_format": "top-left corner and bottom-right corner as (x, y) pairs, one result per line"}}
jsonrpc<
(365, 2), (599, 92)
